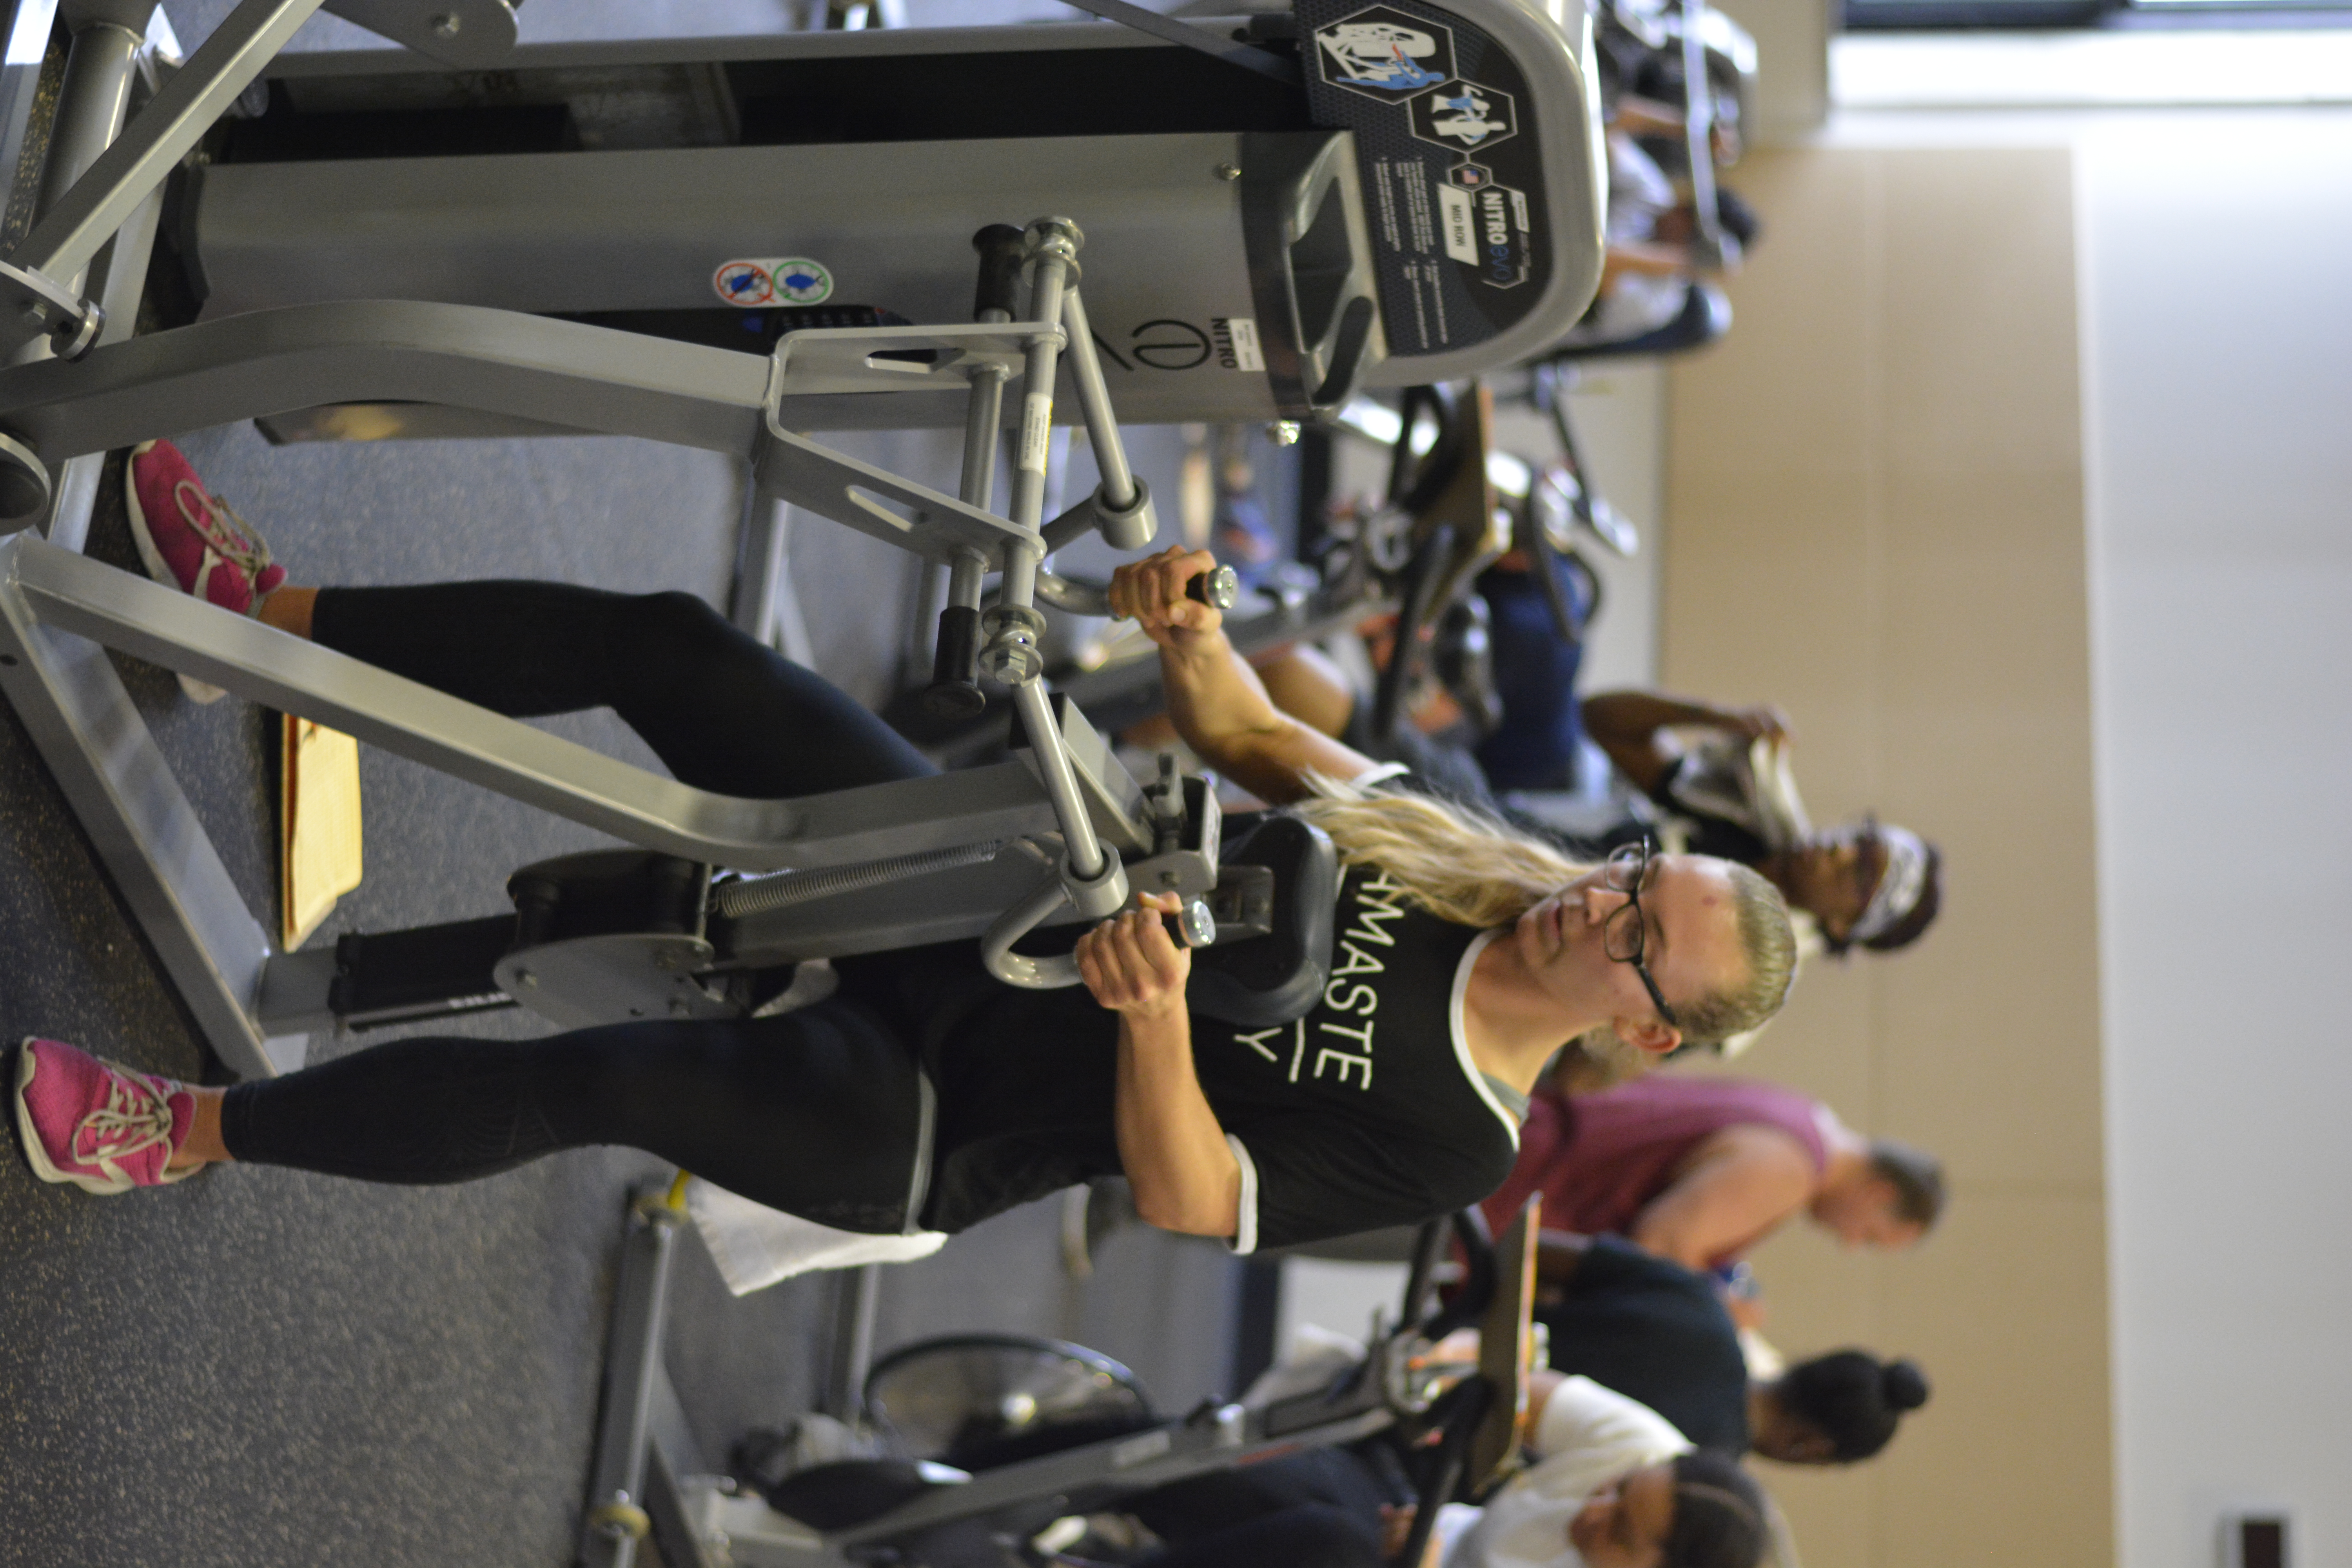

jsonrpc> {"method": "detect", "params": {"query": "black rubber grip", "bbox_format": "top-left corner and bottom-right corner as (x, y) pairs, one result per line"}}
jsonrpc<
(971, 225), (1027, 320)
(932, 603), (980, 684)
(924, 604), (987, 719)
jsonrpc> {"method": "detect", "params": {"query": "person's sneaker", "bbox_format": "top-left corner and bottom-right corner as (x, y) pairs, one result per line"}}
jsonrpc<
(12, 1038), (198, 1194)
(124, 438), (287, 703)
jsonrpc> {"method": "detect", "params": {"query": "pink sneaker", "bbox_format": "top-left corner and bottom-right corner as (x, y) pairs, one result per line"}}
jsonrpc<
(12, 1038), (198, 1194)
(125, 439), (287, 703)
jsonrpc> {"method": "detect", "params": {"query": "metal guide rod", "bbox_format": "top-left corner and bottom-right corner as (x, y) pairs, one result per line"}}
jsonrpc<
(1013, 678), (1107, 884)
(33, 15), (143, 303)
(577, 1193), (683, 1568)
(6, 0), (327, 290)
(1001, 225), (1076, 608)
(929, 226), (1021, 710)
(1057, 288), (1137, 511)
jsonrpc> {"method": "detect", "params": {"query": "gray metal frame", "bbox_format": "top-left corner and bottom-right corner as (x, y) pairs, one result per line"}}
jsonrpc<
(577, 1186), (1404, 1568)
(0, 0), (1201, 1073)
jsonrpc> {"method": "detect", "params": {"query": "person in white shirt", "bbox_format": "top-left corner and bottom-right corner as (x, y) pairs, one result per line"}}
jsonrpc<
(1122, 1366), (1772, 1568)
(1427, 1372), (1770, 1568)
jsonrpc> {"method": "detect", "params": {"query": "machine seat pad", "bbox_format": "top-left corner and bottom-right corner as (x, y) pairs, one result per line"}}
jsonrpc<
(1186, 813), (1338, 1029)
(760, 1460), (959, 1530)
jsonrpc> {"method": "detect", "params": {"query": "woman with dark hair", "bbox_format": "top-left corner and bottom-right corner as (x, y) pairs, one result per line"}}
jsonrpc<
(1753, 1351), (1933, 1465)
(13, 446), (1800, 1266)
(1129, 1369), (1775, 1568)
(1581, 691), (1942, 960)
(1434, 1376), (1773, 1568)
(1528, 1230), (1933, 1466)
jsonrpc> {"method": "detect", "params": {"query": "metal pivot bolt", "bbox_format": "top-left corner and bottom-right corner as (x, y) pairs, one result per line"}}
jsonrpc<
(979, 603), (1047, 684)
(0, 260), (103, 361)
(431, 11), (461, 35)
(1214, 163), (1242, 181)
(588, 1495), (650, 1541)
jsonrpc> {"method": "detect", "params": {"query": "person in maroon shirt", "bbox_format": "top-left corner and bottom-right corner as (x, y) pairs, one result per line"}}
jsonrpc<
(1481, 1074), (1944, 1271)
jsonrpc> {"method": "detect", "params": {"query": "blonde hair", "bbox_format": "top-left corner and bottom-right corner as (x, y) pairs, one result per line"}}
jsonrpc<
(1292, 773), (1588, 927)
(1292, 774), (1798, 1047)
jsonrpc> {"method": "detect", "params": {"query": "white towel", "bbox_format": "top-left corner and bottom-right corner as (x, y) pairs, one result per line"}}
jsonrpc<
(686, 1178), (947, 1296)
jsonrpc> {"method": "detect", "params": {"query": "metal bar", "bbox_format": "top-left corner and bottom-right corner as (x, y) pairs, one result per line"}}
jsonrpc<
(0, 2), (62, 237)
(577, 1192), (684, 1568)
(1057, 288), (1137, 510)
(722, 850), (1056, 965)
(819, 1265), (881, 1418)
(6, 0), (327, 287)
(1012, 679), (1105, 881)
(319, 0), (519, 68)
(32, 17), (143, 296)
(4, 535), (1087, 871)
(755, 421), (1043, 566)
(0, 300), (773, 463)
(834, 1404), (1392, 1546)
(44, 83), (169, 550)
(1005, 238), (1072, 564)
(980, 861), (1082, 990)
(1053, 0), (1300, 86)
(0, 548), (293, 1079)
(958, 365), (1007, 509)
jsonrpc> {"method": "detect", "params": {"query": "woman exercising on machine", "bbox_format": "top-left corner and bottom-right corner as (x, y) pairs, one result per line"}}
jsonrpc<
(12, 442), (1796, 1256)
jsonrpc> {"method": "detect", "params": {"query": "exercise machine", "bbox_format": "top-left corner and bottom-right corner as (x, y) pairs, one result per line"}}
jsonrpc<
(0, 0), (1610, 1079)
(574, 1181), (1541, 1568)
(161, 1), (1608, 431)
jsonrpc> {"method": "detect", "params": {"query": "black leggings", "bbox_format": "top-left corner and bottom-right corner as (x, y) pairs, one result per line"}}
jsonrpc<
(220, 583), (939, 1226)
(1143, 1505), (1383, 1568)
(309, 581), (936, 797)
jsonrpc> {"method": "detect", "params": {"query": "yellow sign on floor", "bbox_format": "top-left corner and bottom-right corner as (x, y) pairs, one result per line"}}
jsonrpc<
(280, 715), (363, 949)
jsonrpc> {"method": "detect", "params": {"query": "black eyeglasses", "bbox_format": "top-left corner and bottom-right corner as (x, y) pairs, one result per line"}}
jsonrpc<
(1602, 838), (1681, 1029)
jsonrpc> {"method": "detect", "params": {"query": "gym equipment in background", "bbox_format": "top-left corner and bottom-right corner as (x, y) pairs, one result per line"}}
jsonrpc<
(573, 1180), (1541, 1568)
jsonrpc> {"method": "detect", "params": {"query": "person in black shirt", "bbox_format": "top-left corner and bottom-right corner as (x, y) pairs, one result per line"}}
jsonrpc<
(16, 502), (1798, 1254)
(1536, 1232), (1932, 1463)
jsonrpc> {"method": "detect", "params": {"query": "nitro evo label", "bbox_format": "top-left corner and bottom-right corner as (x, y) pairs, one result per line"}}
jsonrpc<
(1210, 317), (1265, 372)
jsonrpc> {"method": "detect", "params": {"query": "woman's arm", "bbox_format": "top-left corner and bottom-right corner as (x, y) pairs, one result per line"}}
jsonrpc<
(1601, 238), (1699, 285)
(1109, 547), (1380, 804)
(1627, 1127), (1814, 1270)
(1581, 688), (1790, 795)
(1078, 893), (1240, 1236)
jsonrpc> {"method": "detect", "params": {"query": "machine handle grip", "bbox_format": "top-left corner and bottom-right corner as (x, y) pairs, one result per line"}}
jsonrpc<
(1186, 564), (1240, 611)
(972, 224), (1027, 320)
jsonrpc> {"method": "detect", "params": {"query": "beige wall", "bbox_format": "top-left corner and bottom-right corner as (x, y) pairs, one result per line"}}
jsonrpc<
(1660, 147), (2111, 1568)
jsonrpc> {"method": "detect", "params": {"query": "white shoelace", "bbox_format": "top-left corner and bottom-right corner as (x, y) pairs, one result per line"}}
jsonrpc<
(174, 477), (276, 585)
(73, 1068), (176, 1166)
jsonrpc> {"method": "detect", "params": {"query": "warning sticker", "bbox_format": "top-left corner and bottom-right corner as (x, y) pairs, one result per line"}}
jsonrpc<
(1295, 0), (1555, 356)
(1437, 185), (1478, 265)
(712, 257), (833, 308)
(1407, 78), (1517, 153)
(1313, 6), (1455, 99)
